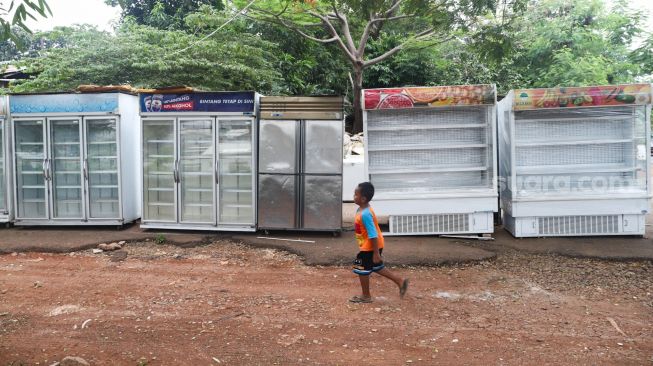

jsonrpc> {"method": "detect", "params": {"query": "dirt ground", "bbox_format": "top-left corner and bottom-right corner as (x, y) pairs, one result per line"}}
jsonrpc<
(1, 240), (652, 365)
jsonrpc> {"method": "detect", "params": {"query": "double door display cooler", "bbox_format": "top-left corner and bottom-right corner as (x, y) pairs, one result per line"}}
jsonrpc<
(140, 92), (256, 231)
(9, 93), (140, 226)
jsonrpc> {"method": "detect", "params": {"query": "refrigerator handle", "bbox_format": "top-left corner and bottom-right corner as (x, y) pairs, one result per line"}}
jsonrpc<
(46, 159), (52, 181)
(174, 159), (180, 183)
(83, 159), (89, 180)
(42, 158), (48, 181)
(215, 159), (220, 185)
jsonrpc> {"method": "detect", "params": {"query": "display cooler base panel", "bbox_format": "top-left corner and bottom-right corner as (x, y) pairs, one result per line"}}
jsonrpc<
(385, 212), (494, 236)
(503, 213), (645, 237)
(14, 218), (137, 226)
(140, 223), (256, 232)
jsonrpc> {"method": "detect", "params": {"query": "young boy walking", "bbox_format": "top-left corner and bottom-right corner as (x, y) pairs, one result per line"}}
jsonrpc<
(350, 182), (409, 303)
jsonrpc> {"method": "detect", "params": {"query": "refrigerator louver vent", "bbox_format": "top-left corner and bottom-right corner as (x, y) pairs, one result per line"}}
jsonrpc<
(390, 214), (470, 235)
(537, 215), (619, 236)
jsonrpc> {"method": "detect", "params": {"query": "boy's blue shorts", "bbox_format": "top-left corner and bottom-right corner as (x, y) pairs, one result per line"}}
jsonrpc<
(352, 249), (384, 275)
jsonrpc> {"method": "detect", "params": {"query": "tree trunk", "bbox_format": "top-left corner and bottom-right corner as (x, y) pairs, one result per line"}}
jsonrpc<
(352, 66), (364, 133)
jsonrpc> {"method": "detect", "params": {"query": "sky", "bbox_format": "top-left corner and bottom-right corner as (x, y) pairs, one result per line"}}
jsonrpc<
(23, 0), (653, 33)
(26, 0), (121, 32)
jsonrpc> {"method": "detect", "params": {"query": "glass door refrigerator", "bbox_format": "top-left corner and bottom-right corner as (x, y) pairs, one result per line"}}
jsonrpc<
(140, 91), (257, 231)
(9, 92), (141, 226)
(258, 96), (343, 233)
(0, 95), (11, 224)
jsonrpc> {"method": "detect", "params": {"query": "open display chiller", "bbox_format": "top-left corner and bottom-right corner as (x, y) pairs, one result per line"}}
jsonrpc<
(362, 85), (498, 236)
(9, 92), (141, 226)
(140, 91), (257, 231)
(499, 84), (652, 237)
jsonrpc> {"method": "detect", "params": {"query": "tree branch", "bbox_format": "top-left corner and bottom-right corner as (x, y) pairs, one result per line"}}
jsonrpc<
(307, 10), (357, 62)
(329, 1), (357, 55)
(383, 0), (403, 18)
(363, 28), (437, 67)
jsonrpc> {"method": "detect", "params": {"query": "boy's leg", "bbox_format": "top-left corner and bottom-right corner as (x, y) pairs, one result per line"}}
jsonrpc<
(375, 268), (403, 287)
(358, 274), (371, 299)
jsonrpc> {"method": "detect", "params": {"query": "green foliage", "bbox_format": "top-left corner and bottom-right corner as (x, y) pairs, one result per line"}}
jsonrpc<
(154, 234), (165, 245)
(501, 0), (644, 89)
(10, 17), (281, 93)
(105, 0), (224, 29)
(0, 0), (51, 41)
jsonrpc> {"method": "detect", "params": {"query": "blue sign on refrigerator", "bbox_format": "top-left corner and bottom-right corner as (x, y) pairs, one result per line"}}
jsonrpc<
(140, 92), (255, 113)
(10, 94), (120, 113)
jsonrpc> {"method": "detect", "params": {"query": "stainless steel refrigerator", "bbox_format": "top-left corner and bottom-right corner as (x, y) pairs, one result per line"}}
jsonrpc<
(258, 96), (343, 232)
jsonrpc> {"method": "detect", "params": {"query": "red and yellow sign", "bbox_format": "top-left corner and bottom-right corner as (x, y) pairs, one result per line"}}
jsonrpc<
(363, 85), (496, 110)
(513, 84), (652, 110)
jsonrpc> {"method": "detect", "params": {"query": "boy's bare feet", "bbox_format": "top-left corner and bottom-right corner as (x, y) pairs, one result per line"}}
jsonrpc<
(400, 279), (409, 299)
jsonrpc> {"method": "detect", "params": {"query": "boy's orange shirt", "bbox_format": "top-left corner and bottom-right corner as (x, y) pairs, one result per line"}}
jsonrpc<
(354, 206), (385, 251)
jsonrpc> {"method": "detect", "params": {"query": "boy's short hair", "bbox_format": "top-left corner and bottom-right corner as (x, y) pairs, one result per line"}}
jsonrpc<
(358, 182), (375, 202)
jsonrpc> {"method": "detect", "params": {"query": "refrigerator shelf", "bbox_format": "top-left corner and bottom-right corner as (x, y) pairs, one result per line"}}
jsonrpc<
(148, 202), (174, 206)
(20, 171), (44, 175)
(147, 187), (174, 192)
(148, 171), (174, 175)
(516, 115), (632, 123)
(367, 123), (487, 131)
(370, 166), (488, 174)
(146, 140), (174, 144)
(221, 172), (251, 176)
(21, 185), (46, 189)
(22, 199), (45, 203)
(516, 138), (634, 147)
(223, 204), (251, 208)
(53, 142), (80, 146)
(93, 199), (119, 203)
(88, 141), (116, 145)
(148, 154), (174, 158)
(89, 170), (118, 174)
(185, 203), (213, 207)
(91, 185), (118, 189)
(186, 188), (213, 192)
(183, 172), (212, 176)
(516, 164), (640, 175)
(53, 157), (81, 160)
(55, 185), (82, 189)
(368, 143), (488, 152)
(19, 142), (44, 146)
(88, 156), (117, 159)
(222, 189), (252, 193)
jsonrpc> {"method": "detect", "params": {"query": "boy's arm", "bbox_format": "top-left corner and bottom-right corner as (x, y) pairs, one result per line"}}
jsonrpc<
(371, 238), (382, 264)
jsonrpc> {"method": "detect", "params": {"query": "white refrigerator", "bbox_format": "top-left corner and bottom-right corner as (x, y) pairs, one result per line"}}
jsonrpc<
(140, 91), (257, 231)
(9, 92), (141, 226)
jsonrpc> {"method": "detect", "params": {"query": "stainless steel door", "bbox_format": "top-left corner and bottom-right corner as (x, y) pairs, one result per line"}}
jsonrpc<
(302, 175), (341, 230)
(259, 120), (298, 174)
(258, 174), (296, 229)
(85, 118), (120, 219)
(0, 120), (5, 213)
(178, 118), (215, 224)
(14, 119), (48, 219)
(49, 118), (84, 219)
(303, 120), (343, 174)
(217, 118), (254, 225)
(142, 119), (176, 222)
